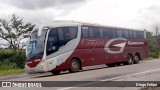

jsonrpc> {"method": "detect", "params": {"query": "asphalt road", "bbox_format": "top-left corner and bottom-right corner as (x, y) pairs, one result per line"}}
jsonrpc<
(0, 60), (160, 90)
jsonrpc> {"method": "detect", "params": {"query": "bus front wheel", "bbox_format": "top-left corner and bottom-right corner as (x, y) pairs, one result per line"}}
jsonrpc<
(69, 59), (80, 73)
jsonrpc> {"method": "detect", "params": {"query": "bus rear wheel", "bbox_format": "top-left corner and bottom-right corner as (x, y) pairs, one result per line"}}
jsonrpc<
(69, 59), (80, 73)
(134, 54), (140, 64)
(51, 70), (61, 75)
(126, 54), (133, 65)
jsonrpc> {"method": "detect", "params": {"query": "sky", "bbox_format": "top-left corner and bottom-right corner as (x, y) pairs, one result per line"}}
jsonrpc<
(0, 0), (160, 30)
(0, 0), (160, 48)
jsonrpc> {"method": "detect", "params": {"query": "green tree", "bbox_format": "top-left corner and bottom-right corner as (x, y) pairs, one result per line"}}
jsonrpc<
(146, 30), (152, 47)
(0, 14), (35, 53)
(153, 24), (160, 50)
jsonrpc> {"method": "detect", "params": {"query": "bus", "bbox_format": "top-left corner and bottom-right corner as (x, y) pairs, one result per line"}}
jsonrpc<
(25, 20), (148, 74)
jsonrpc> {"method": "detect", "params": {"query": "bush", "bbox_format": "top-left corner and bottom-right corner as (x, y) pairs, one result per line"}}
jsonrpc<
(0, 63), (17, 70)
(9, 52), (26, 69)
(0, 49), (15, 62)
(0, 49), (26, 69)
(149, 52), (159, 58)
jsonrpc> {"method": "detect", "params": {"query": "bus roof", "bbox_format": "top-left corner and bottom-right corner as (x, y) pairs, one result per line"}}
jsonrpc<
(34, 20), (143, 32)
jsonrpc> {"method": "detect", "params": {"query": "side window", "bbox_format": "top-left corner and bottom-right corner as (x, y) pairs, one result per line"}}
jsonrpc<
(58, 27), (77, 41)
(57, 28), (64, 41)
(81, 26), (100, 38)
(88, 27), (94, 38)
(63, 27), (71, 41)
(122, 30), (130, 38)
(70, 27), (77, 39)
(89, 27), (100, 38)
(47, 29), (58, 55)
(116, 29), (123, 38)
(132, 31), (137, 38)
(47, 30), (58, 46)
(129, 30), (133, 39)
(81, 26), (89, 38)
(99, 28), (104, 37)
(136, 31), (144, 39)
(100, 28), (116, 38)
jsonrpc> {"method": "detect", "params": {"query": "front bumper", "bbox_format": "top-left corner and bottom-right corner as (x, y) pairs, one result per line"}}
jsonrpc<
(25, 61), (48, 74)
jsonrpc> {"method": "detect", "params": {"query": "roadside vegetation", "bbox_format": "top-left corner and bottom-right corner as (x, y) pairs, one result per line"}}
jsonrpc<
(0, 49), (25, 76)
(0, 66), (24, 76)
(0, 14), (34, 76)
(146, 24), (160, 59)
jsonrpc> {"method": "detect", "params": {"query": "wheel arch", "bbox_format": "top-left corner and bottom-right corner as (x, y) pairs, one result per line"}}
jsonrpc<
(127, 53), (133, 59)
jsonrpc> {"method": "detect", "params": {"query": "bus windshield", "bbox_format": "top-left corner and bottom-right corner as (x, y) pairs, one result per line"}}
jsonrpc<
(27, 29), (48, 60)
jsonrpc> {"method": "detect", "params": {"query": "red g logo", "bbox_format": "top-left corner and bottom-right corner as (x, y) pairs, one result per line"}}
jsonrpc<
(104, 38), (127, 54)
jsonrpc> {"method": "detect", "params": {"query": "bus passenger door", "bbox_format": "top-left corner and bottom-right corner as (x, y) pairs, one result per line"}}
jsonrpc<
(46, 29), (59, 70)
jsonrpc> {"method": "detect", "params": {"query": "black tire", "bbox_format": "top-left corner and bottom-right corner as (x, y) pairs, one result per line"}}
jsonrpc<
(69, 59), (80, 73)
(51, 70), (61, 75)
(106, 63), (115, 67)
(134, 54), (140, 64)
(126, 54), (134, 65)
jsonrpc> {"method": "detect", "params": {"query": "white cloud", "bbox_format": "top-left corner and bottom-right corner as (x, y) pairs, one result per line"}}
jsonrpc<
(0, 0), (87, 24)
(0, 0), (87, 10)
(0, 3), (17, 15)
(56, 0), (160, 29)
(0, 0), (160, 30)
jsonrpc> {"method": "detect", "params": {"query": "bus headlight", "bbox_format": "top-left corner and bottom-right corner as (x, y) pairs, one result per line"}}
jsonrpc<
(39, 61), (45, 66)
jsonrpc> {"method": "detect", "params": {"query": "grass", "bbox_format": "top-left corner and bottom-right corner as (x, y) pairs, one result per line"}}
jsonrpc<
(145, 57), (159, 60)
(0, 65), (25, 76)
(0, 69), (24, 76)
